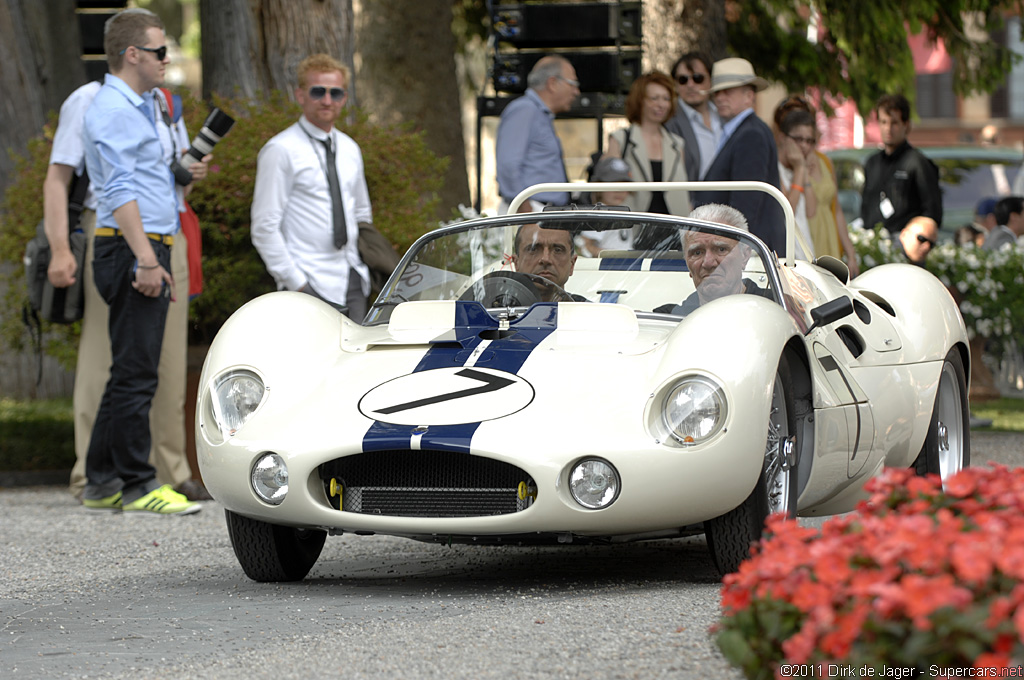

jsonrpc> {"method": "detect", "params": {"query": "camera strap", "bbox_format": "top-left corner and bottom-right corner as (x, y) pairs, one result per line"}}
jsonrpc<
(154, 89), (180, 159)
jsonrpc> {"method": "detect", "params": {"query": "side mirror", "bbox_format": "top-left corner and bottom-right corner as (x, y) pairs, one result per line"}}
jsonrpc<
(805, 297), (854, 335)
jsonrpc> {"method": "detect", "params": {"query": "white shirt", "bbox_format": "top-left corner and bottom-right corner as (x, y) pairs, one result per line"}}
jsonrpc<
(778, 162), (815, 261)
(677, 98), (722, 179)
(251, 116), (372, 304)
(49, 82), (102, 211)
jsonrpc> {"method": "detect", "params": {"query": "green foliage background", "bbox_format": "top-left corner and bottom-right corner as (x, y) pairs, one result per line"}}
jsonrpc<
(0, 90), (447, 360)
(728, 0), (1024, 117)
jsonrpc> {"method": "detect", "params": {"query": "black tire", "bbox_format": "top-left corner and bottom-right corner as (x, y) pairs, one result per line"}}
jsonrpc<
(225, 509), (327, 582)
(706, 356), (797, 575)
(912, 348), (970, 484)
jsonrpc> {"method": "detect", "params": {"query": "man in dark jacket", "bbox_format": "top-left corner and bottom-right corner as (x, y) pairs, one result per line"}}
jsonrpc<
(691, 58), (784, 254)
(860, 94), (942, 235)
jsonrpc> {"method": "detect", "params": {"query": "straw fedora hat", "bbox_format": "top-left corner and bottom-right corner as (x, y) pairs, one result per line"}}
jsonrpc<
(707, 58), (770, 93)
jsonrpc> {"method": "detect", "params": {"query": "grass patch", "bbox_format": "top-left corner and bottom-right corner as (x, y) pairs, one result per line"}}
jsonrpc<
(0, 397), (75, 472)
(971, 397), (1024, 433)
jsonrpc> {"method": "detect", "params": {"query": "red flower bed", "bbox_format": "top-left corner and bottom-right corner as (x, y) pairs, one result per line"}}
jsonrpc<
(716, 465), (1024, 678)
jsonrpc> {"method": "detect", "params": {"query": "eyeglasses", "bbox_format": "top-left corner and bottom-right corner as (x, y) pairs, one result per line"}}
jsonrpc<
(309, 86), (346, 101)
(120, 45), (168, 61)
(557, 75), (580, 88)
(916, 234), (937, 247)
(675, 73), (706, 85)
(787, 134), (816, 145)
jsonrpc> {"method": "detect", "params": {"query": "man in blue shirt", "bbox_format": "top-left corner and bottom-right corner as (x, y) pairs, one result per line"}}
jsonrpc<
(495, 55), (579, 212)
(81, 8), (199, 516)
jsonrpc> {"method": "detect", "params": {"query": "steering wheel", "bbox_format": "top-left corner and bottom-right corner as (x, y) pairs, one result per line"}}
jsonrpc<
(459, 271), (541, 308)
(515, 271), (576, 302)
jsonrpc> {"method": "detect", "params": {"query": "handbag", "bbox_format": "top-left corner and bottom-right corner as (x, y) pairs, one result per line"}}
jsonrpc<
(357, 221), (401, 300)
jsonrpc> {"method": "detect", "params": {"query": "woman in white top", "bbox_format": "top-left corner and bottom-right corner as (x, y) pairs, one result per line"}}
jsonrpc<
(776, 108), (817, 261)
(606, 71), (690, 219)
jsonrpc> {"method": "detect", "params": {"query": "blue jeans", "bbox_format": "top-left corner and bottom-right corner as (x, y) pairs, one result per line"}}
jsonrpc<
(83, 236), (171, 504)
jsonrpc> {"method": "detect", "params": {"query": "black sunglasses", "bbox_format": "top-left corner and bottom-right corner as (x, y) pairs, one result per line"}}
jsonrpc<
(675, 73), (706, 86)
(120, 45), (168, 61)
(916, 234), (937, 247)
(309, 86), (346, 101)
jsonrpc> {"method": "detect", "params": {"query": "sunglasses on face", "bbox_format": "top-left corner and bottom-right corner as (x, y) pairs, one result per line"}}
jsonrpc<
(787, 134), (816, 145)
(120, 45), (168, 61)
(309, 86), (346, 101)
(916, 234), (937, 247)
(675, 73), (706, 85)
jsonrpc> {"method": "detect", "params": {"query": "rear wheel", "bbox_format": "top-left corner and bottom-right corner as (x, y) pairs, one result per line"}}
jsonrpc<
(225, 509), (327, 582)
(912, 348), (970, 485)
(706, 357), (797, 575)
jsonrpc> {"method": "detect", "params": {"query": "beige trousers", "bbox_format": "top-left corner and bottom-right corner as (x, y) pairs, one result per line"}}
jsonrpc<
(68, 210), (192, 496)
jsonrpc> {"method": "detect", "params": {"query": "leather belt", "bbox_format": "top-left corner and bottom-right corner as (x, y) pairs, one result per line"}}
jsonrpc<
(94, 227), (174, 246)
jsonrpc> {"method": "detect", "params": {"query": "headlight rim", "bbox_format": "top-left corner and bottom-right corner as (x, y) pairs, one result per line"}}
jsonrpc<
(206, 367), (267, 442)
(659, 374), (728, 447)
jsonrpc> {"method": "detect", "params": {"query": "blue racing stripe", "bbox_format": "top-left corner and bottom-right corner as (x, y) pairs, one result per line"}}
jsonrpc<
(362, 301), (557, 453)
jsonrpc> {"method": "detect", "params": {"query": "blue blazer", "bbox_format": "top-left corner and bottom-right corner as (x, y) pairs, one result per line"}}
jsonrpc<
(692, 112), (784, 254)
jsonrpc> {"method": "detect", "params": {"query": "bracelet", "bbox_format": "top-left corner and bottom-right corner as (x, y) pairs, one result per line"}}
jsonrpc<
(137, 263), (160, 270)
(791, 184), (805, 193)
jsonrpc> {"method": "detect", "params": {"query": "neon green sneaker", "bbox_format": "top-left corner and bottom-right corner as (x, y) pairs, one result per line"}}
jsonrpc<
(83, 491), (123, 512)
(123, 485), (201, 516)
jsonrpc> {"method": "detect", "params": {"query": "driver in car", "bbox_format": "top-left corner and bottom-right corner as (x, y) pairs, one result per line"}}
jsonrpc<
(654, 203), (770, 315)
(511, 222), (583, 302)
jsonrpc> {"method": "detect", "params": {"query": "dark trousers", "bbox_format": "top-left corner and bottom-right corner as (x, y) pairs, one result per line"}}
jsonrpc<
(84, 236), (171, 503)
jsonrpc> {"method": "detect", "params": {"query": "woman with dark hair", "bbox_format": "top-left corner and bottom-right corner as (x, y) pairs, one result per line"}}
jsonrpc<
(774, 95), (860, 274)
(776, 108), (818, 260)
(605, 71), (691, 218)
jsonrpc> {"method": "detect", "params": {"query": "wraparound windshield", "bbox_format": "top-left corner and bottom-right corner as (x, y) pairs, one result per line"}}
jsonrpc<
(365, 212), (778, 325)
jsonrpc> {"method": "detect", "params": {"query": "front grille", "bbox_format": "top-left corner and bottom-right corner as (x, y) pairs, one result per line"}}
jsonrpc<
(319, 450), (534, 517)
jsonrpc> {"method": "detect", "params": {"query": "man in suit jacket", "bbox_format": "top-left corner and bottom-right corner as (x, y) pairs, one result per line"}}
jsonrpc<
(664, 51), (721, 182)
(691, 58), (784, 254)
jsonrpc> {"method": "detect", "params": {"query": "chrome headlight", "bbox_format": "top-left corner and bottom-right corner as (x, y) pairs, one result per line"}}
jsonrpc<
(209, 369), (265, 440)
(569, 458), (620, 509)
(662, 376), (727, 445)
(252, 453), (288, 505)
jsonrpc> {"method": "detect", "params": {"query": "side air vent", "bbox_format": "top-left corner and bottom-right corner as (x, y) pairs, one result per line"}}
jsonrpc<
(853, 299), (871, 324)
(858, 290), (896, 317)
(836, 325), (865, 358)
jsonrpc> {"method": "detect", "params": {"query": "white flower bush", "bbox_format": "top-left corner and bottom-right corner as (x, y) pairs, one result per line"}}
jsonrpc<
(851, 227), (1024, 355)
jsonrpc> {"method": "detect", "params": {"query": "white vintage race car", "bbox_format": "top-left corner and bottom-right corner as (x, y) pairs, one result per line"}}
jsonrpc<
(197, 181), (970, 582)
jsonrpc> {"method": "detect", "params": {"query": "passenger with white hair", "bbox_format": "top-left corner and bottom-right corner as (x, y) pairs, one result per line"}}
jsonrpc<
(654, 203), (770, 315)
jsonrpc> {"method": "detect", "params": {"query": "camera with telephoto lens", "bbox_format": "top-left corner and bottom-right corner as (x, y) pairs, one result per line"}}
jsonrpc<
(173, 108), (236, 185)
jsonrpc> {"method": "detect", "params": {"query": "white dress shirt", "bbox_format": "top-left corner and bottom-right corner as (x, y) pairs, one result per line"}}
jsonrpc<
(49, 81), (102, 211)
(251, 116), (372, 305)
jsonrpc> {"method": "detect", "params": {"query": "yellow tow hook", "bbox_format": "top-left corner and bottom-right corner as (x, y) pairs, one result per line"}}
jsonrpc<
(517, 481), (537, 501)
(329, 478), (343, 509)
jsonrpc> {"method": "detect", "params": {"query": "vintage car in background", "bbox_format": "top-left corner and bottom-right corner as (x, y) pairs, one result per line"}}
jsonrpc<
(827, 145), (1022, 239)
(196, 181), (970, 582)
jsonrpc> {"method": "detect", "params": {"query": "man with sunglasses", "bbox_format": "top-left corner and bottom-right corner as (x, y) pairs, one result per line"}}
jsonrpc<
(897, 216), (939, 266)
(664, 51), (721, 181)
(79, 8), (200, 515)
(252, 53), (375, 321)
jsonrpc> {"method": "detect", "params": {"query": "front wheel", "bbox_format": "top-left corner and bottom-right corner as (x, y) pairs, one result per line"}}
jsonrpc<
(912, 348), (970, 485)
(706, 356), (797, 575)
(225, 509), (327, 582)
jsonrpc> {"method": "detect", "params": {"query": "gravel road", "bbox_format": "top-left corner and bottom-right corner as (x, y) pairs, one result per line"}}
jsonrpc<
(3, 431), (1022, 680)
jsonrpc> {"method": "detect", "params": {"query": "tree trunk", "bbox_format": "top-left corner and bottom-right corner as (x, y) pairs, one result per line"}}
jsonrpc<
(0, 0), (85, 196)
(639, 1), (724, 73)
(355, 0), (470, 215)
(200, 0), (355, 102)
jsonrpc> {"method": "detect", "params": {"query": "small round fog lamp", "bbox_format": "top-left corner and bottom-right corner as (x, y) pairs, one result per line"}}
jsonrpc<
(252, 453), (288, 505)
(569, 458), (620, 509)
